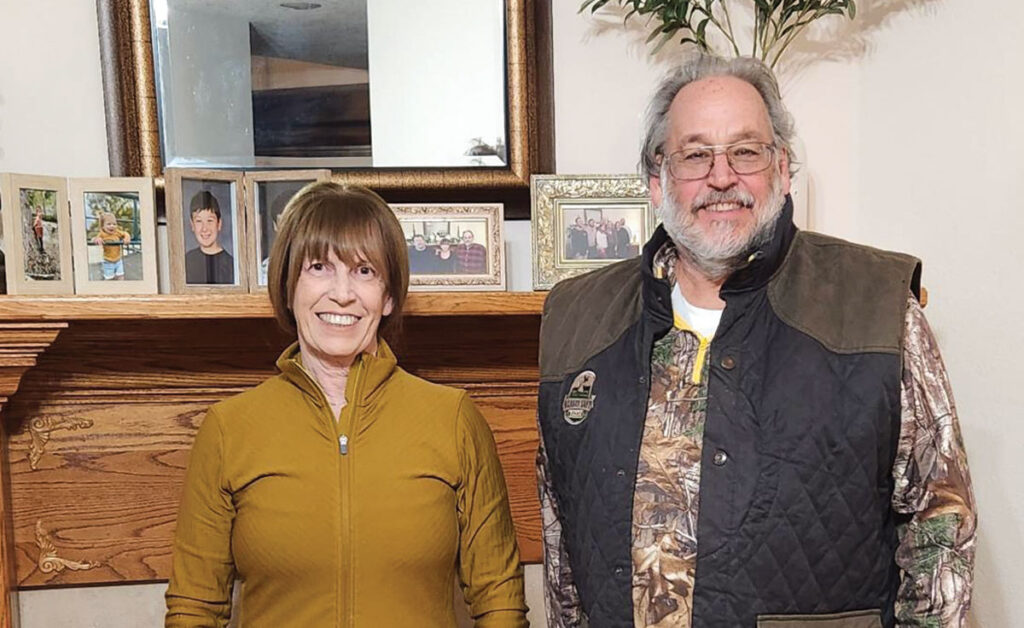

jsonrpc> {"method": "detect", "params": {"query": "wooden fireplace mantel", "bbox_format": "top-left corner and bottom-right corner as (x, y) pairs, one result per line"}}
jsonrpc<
(0, 292), (545, 628)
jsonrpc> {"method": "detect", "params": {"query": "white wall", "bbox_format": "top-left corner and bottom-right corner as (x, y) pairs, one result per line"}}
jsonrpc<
(1, 0), (1022, 625)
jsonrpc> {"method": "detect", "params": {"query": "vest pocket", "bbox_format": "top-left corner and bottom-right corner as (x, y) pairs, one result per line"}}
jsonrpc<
(756, 608), (882, 628)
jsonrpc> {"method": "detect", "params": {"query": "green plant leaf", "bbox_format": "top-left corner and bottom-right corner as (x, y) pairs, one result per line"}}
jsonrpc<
(848, 0), (857, 18)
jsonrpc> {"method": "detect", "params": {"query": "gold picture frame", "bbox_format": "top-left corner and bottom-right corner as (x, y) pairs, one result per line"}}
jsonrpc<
(68, 177), (159, 295)
(390, 204), (505, 292)
(165, 168), (248, 293)
(0, 173), (75, 295)
(531, 174), (655, 290)
(243, 170), (331, 293)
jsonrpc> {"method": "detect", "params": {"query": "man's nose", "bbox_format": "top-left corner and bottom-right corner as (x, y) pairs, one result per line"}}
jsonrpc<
(705, 152), (739, 189)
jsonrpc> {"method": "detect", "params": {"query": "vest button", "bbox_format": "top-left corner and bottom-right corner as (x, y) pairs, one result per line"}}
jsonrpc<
(616, 468), (625, 477)
(614, 567), (624, 576)
(638, 376), (647, 384)
(712, 449), (728, 466)
(720, 355), (736, 370)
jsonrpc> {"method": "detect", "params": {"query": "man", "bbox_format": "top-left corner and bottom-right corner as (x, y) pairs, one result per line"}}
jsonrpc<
(408, 234), (437, 274)
(455, 229), (487, 274)
(184, 191), (234, 284)
(536, 56), (975, 628)
(569, 217), (590, 259)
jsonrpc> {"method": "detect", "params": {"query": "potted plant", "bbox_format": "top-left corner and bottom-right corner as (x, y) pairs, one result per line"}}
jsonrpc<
(580, 0), (858, 68)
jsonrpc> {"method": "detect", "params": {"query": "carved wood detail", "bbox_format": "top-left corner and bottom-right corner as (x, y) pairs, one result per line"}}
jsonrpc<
(0, 322), (66, 628)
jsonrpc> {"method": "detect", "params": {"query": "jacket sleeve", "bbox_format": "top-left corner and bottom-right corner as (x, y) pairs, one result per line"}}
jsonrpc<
(892, 297), (977, 627)
(165, 407), (236, 627)
(537, 435), (587, 627)
(455, 394), (529, 628)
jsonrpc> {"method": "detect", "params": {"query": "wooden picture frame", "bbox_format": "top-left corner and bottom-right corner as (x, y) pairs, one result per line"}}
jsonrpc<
(68, 177), (158, 295)
(531, 174), (656, 290)
(0, 173), (74, 295)
(244, 170), (331, 292)
(390, 203), (505, 292)
(165, 168), (248, 293)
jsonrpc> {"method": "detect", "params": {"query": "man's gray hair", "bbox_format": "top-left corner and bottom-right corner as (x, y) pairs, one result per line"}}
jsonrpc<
(640, 55), (798, 179)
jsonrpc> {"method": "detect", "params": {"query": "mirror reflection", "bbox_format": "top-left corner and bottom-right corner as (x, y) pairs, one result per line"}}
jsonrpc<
(151, 0), (508, 170)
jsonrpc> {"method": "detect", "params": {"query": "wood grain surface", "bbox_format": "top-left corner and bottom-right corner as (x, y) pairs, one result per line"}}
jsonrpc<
(0, 292), (547, 321)
(0, 314), (542, 589)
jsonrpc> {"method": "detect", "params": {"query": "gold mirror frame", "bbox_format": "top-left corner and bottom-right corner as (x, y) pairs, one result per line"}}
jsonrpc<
(96, 0), (553, 219)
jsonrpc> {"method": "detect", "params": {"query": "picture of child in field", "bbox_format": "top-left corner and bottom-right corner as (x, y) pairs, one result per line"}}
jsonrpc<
(91, 212), (132, 280)
(84, 192), (143, 281)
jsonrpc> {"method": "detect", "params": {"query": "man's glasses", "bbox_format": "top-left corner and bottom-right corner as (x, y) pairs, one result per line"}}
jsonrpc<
(663, 141), (776, 180)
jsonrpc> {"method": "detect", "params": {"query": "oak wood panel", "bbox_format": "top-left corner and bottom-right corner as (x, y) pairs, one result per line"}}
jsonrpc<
(1, 313), (543, 588)
(0, 292), (547, 321)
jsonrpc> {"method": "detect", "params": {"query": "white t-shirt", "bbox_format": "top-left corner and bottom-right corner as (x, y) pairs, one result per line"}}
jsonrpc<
(671, 282), (723, 339)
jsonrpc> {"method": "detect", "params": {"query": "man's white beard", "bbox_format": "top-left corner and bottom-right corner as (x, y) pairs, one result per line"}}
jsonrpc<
(656, 164), (786, 281)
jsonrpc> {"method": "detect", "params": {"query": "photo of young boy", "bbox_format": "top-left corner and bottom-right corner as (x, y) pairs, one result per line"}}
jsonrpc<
(182, 185), (236, 285)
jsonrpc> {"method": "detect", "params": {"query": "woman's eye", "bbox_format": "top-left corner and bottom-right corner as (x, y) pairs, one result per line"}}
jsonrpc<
(356, 265), (376, 277)
(307, 261), (326, 273)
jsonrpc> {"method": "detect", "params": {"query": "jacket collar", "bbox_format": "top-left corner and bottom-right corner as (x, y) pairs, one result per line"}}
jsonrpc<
(642, 194), (797, 316)
(276, 338), (398, 408)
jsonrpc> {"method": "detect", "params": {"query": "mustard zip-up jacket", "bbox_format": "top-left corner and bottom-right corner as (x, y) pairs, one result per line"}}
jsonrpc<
(165, 340), (528, 627)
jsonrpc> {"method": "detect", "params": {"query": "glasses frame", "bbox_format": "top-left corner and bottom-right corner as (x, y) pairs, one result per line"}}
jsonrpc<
(663, 141), (778, 181)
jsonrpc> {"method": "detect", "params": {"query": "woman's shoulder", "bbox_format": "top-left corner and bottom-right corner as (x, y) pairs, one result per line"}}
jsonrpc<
(206, 375), (300, 425)
(387, 367), (466, 407)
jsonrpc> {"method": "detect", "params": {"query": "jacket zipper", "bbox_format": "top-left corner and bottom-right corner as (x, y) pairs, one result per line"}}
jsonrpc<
(337, 364), (364, 628)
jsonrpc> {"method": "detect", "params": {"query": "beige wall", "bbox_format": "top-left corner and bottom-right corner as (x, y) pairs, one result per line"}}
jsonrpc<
(1, 0), (1021, 625)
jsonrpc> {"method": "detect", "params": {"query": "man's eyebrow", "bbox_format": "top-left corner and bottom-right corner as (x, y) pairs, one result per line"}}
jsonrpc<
(675, 129), (766, 146)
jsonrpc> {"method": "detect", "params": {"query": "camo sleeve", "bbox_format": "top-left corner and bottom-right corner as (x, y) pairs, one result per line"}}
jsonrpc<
(892, 297), (977, 627)
(537, 440), (587, 627)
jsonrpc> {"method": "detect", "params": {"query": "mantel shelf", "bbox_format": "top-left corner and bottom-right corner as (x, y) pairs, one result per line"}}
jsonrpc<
(0, 292), (547, 321)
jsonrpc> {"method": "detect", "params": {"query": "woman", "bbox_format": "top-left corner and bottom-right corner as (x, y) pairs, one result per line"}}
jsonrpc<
(166, 183), (527, 627)
(435, 237), (457, 274)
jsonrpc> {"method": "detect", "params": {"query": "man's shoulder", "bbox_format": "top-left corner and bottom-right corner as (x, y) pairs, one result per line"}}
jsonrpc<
(540, 258), (645, 381)
(769, 231), (921, 355)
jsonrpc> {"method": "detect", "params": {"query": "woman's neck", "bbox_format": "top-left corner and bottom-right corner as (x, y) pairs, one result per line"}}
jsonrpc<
(299, 345), (352, 419)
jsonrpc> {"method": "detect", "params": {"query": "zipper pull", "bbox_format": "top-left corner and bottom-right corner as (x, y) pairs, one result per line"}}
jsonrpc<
(338, 434), (349, 455)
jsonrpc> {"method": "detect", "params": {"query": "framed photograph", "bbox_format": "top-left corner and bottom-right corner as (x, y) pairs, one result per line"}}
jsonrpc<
(531, 175), (656, 290)
(0, 173), (74, 295)
(165, 169), (247, 293)
(68, 177), (158, 295)
(390, 204), (505, 291)
(244, 170), (331, 292)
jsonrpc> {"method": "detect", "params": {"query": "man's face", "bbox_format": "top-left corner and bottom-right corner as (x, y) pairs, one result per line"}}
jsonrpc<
(649, 76), (790, 267)
(412, 235), (426, 251)
(575, 217), (584, 227)
(462, 231), (474, 245)
(190, 209), (222, 249)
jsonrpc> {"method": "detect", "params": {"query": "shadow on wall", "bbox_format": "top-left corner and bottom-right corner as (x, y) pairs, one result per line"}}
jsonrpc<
(579, 0), (945, 74)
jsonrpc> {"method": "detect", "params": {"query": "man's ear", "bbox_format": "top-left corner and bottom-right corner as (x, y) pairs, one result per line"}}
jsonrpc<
(649, 169), (664, 209)
(778, 147), (792, 196)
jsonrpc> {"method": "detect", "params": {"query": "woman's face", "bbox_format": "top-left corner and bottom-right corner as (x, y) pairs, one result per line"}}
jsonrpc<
(292, 249), (392, 368)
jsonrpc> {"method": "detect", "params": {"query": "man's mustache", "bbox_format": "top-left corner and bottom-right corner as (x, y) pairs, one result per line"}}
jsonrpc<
(691, 189), (755, 211)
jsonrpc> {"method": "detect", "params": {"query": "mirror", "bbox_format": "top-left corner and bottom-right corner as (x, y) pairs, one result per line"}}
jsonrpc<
(150, 0), (508, 170)
(98, 0), (552, 215)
